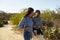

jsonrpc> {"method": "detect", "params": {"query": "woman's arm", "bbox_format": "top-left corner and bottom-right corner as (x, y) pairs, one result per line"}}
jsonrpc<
(18, 17), (25, 30)
(17, 17), (25, 34)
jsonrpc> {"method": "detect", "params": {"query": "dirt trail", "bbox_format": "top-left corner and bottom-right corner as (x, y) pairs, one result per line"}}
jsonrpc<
(0, 24), (24, 40)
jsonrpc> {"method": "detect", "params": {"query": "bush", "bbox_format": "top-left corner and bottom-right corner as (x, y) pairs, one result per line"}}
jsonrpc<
(0, 21), (4, 27)
(10, 13), (24, 25)
(42, 20), (54, 27)
(3, 20), (8, 24)
(47, 21), (54, 27)
(43, 26), (60, 40)
(9, 8), (27, 25)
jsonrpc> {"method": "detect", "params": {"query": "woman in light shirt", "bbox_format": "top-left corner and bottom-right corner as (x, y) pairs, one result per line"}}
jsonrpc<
(33, 10), (44, 40)
(18, 7), (34, 40)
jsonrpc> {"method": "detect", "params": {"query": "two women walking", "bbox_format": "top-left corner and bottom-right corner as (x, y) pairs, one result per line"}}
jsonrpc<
(18, 7), (44, 40)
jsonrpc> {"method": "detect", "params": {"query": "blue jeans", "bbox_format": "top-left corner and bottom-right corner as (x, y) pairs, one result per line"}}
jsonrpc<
(24, 31), (32, 40)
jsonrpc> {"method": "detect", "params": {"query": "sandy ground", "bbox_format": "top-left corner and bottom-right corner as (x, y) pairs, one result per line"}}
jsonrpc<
(0, 24), (24, 40)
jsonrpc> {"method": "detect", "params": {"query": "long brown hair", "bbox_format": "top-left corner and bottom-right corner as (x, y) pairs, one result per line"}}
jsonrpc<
(24, 7), (34, 17)
(35, 10), (41, 17)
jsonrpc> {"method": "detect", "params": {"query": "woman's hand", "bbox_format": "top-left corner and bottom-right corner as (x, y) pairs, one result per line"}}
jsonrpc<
(24, 26), (30, 31)
(17, 27), (24, 34)
(34, 30), (37, 36)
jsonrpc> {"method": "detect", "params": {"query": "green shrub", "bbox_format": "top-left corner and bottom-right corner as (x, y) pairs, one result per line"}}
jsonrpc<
(43, 26), (60, 40)
(0, 21), (4, 27)
(9, 8), (27, 25)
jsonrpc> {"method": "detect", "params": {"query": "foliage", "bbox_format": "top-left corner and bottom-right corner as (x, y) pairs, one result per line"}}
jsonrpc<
(0, 21), (4, 27)
(0, 11), (14, 26)
(43, 26), (60, 40)
(10, 8), (27, 25)
(41, 9), (60, 21)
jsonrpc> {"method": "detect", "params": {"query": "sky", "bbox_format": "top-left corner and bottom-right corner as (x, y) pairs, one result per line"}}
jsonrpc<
(0, 0), (60, 13)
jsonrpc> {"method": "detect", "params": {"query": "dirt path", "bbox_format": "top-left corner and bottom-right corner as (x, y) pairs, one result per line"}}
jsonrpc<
(0, 24), (24, 40)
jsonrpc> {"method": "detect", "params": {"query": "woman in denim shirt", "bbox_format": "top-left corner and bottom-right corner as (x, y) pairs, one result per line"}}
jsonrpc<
(33, 10), (44, 40)
(18, 7), (34, 40)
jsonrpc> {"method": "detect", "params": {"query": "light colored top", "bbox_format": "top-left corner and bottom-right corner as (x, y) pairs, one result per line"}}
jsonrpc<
(33, 17), (42, 29)
(18, 16), (33, 32)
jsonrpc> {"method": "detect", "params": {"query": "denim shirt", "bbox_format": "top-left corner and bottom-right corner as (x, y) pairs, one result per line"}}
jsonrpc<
(33, 17), (42, 29)
(18, 16), (33, 32)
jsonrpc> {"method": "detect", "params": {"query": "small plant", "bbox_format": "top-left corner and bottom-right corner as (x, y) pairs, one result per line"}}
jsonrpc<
(0, 21), (4, 27)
